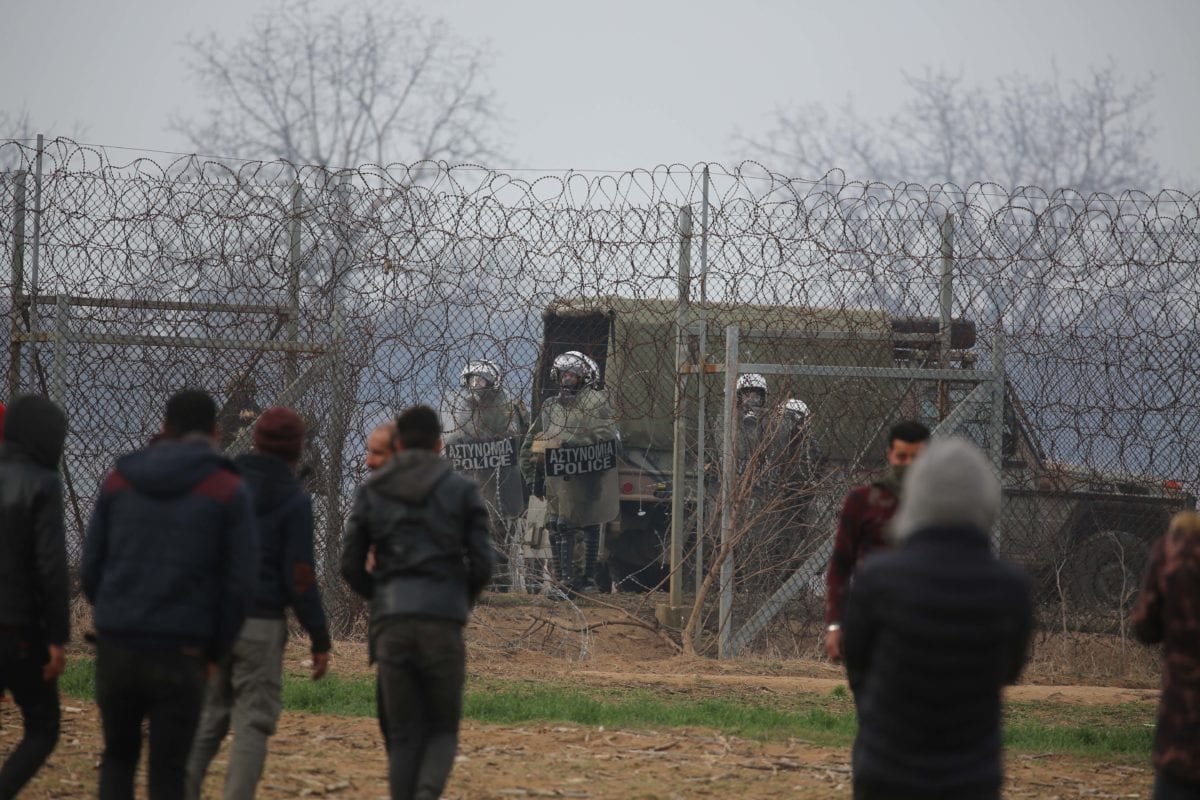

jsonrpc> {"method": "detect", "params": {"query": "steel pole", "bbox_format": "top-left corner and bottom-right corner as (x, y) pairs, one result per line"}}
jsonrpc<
(286, 183), (304, 386)
(27, 135), (44, 365)
(718, 324), (739, 658)
(8, 171), (26, 398)
(693, 166), (711, 650)
(665, 206), (693, 624)
(937, 213), (955, 418)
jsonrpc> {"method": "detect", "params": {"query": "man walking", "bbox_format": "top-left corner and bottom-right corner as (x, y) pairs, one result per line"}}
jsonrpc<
(83, 389), (258, 799)
(342, 405), (493, 800)
(186, 407), (331, 799)
(824, 420), (929, 661)
(842, 438), (1032, 799)
(0, 395), (69, 798)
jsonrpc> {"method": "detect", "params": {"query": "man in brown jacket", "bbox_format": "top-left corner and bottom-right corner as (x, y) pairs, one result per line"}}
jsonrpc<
(1131, 510), (1200, 799)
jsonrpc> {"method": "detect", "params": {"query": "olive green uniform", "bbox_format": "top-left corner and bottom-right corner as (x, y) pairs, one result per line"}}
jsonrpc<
(442, 388), (528, 589)
(520, 387), (619, 588)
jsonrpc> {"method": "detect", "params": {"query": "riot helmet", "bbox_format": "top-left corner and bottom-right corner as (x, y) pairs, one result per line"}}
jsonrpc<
(581, 353), (601, 387)
(735, 373), (767, 407)
(460, 359), (502, 393)
(551, 351), (592, 395)
(781, 398), (810, 419)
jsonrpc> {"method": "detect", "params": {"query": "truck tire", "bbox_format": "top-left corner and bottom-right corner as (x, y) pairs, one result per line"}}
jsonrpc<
(1067, 530), (1148, 610)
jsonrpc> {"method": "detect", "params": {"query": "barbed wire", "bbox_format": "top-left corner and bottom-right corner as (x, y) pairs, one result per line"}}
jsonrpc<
(2, 137), (1197, 643)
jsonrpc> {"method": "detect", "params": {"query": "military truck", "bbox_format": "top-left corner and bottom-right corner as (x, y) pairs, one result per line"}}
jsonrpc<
(529, 296), (1193, 609)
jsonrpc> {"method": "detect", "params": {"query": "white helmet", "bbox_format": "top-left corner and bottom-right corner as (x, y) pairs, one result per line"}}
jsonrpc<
(551, 351), (594, 388)
(735, 373), (767, 394)
(460, 359), (501, 390)
(581, 353), (601, 386)
(782, 398), (810, 417)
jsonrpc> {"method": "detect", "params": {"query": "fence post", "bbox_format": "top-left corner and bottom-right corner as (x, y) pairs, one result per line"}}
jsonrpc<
(325, 299), (347, 584)
(693, 166), (711, 653)
(8, 170), (26, 398)
(718, 324), (740, 658)
(52, 293), (67, 404)
(990, 326), (1006, 551)
(659, 205), (691, 629)
(286, 183), (303, 387)
(27, 134), (44, 366)
(937, 212), (955, 418)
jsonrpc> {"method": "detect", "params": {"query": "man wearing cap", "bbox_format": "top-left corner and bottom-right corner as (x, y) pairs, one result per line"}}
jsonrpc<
(83, 389), (259, 800)
(0, 395), (69, 797)
(186, 406), (331, 800)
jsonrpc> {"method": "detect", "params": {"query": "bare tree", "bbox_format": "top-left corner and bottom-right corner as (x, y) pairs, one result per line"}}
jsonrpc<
(739, 62), (1168, 194)
(172, 0), (506, 169)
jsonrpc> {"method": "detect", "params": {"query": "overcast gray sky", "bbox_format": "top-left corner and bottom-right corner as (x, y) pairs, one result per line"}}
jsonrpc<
(3, 0), (1197, 183)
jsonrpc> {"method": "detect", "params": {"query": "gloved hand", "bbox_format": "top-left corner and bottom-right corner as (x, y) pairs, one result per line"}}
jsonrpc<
(532, 476), (545, 501)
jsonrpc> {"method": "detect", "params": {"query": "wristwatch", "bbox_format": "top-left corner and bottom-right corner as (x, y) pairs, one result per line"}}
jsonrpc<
(826, 623), (841, 632)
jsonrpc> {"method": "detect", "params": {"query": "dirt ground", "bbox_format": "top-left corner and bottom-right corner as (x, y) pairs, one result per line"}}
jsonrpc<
(6, 595), (1161, 799)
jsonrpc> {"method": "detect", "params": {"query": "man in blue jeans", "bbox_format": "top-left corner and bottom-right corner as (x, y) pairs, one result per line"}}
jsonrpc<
(342, 405), (493, 800)
(83, 389), (258, 800)
(185, 406), (332, 799)
(0, 395), (69, 799)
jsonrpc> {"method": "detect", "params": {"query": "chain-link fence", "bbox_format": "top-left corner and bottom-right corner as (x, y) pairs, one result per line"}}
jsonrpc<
(3, 138), (1198, 648)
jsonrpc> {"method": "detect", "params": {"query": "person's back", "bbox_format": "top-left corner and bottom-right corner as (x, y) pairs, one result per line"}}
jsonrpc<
(235, 449), (328, 640)
(85, 439), (252, 647)
(342, 405), (492, 800)
(83, 389), (258, 800)
(345, 438), (492, 625)
(1131, 511), (1200, 798)
(186, 407), (330, 800)
(0, 395), (69, 798)
(843, 438), (1032, 800)
(0, 396), (69, 645)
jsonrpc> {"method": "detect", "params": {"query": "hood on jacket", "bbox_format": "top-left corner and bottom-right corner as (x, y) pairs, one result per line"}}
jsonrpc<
(3, 394), (67, 469)
(235, 452), (300, 513)
(892, 437), (1000, 544)
(115, 436), (236, 497)
(369, 449), (451, 504)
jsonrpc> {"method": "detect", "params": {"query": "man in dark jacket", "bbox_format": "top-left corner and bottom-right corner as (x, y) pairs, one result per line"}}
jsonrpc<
(185, 406), (331, 800)
(342, 405), (493, 800)
(1131, 510), (1200, 799)
(83, 389), (259, 800)
(0, 395), (69, 798)
(825, 420), (929, 661)
(843, 437), (1032, 800)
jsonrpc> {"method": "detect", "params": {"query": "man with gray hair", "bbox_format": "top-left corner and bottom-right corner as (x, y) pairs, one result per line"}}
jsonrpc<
(842, 437), (1032, 800)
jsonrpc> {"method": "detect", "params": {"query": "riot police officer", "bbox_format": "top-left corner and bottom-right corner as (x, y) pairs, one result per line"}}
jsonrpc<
(442, 359), (528, 591)
(520, 351), (619, 592)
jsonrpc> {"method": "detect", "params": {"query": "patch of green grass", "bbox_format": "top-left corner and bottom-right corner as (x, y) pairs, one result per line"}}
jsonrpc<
(56, 658), (1154, 761)
(463, 679), (856, 744)
(60, 657), (97, 699)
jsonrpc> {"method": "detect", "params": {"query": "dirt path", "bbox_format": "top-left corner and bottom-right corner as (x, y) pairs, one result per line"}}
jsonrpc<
(9, 701), (1152, 799)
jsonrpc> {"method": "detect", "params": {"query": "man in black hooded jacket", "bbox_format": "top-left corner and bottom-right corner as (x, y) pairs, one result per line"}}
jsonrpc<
(83, 389), (258, 800)
(342, 405), (493, 800)
(0, 395), (69, 798)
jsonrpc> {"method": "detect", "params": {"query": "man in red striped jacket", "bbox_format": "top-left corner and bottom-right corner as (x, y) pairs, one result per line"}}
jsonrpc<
(824, 421), (929, 662)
